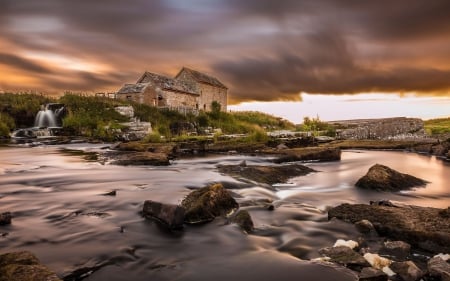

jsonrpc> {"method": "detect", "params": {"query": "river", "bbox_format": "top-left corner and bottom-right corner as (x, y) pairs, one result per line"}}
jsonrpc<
(0, 144), (449, 280)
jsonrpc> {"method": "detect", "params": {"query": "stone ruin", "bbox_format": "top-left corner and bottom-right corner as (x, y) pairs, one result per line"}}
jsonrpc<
(331, 117), (425, 140)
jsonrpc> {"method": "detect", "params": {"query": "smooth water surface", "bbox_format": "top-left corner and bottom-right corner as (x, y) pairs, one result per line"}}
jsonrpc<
(0, 145), (449, 280)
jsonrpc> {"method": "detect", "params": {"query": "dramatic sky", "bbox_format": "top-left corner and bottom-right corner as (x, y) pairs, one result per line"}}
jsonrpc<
(1, 0), (449, 122)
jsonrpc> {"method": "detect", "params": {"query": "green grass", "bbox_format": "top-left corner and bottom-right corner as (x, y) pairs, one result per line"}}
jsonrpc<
(0, 93), (56, 137)
(424, 117), (450, 135)
(0, 93), (294, 141)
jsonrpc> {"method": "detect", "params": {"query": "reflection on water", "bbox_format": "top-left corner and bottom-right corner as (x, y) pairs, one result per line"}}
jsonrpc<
(0, 145), (448, 280)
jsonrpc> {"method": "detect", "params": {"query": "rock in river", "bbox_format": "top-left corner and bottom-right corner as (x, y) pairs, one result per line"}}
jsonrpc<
(328, 203), (450, 253)
(110, 152), (170, 166)
(142, 200), (185, 230)
(0, 212), (11, 225)
(217, 163), (315, 185)
(0, 251), (61, 281)
(318, 246), (370, 271)
(181, 183), (239, 224)
(355, 164), (427, 191)
(231, 210), (254, 233)
(273, 147), (341, 163)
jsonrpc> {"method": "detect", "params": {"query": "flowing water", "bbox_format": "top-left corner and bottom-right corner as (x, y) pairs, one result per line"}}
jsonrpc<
(0, 144), (449, 280)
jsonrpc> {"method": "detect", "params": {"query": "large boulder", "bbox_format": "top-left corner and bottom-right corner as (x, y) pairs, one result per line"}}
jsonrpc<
(328, 203), (450, 253)
(181, 183), (239, 224)
(355, 164), (427, 191)
(217, 163), (315, 185)
(142, 200), (185, 230)
(0, 251), (61, 281)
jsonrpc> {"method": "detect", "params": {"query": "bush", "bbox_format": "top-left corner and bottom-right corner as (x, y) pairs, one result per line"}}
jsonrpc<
(143, 131), (162, 143)
(59, 94), (128, 138)
(0, 93), (54, 128)
(245, 128), (269, 143)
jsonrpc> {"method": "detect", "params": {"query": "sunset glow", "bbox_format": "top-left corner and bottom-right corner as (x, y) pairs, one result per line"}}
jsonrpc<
(0, 1), (449, 121)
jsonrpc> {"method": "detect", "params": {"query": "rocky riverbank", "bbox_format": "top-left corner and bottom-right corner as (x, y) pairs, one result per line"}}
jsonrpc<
(320, 201), (450, 281)
(101, 137), (448, 167)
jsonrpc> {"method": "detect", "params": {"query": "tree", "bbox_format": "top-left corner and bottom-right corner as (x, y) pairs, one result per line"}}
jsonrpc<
(210, 101), (221, 119)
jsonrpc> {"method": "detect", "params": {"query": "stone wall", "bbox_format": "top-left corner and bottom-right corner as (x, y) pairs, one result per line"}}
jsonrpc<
(176, 70), (228, 112)
(197, 83), (227, 112)
(116, 87), (157, 105)
(157, 89), (199, 110)
(332, 117), (425, 140)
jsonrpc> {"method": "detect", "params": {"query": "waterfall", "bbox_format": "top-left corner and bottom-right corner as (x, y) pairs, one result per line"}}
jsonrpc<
(34, 104), (65, 128)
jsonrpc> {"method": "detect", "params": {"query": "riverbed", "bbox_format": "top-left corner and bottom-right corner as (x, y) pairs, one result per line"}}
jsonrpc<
(0, 144), (449, 280)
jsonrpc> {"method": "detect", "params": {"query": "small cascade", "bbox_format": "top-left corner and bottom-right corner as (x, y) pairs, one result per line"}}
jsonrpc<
(34, 103), (66, 128)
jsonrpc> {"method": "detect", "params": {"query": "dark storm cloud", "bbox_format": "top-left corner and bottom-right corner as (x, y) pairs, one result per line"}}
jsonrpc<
(0, 0), (449, 101)
(227, 0), (450, 40)
(215, 54), (450, 102)
(0, 53), (53, 74)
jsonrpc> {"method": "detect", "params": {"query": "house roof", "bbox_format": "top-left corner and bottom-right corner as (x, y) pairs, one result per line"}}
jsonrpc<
(137, 71), (198, 95)
(117, 83), (151, 94)
(175, 67), (228, 89)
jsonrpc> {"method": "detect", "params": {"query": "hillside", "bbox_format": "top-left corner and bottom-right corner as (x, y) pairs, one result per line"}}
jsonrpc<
(0, 93), (295, 140)
(424, 117), (450, 136)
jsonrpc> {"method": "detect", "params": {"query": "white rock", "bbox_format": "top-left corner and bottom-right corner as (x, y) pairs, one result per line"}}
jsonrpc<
(333, 239), (359, 249)
(364, 253), (392, 269)
(382, 266), (396, 277)
(311, 256), (331, 262)
(434, 253), (450, 261)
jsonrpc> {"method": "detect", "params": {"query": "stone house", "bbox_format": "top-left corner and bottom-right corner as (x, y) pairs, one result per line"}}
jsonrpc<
(116, 67), (227, 113)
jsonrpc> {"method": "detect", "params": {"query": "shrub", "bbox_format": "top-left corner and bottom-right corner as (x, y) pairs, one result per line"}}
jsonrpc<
(144, 131), (162, 143)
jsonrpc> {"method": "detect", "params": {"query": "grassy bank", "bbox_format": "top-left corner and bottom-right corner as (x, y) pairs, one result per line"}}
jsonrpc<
(424, 117), (450, 136)
(0, 93), (295, 141)
(0, 93), (55, 136)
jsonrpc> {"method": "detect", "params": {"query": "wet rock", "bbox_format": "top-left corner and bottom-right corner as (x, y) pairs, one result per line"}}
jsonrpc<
(319, 246), (370, 271)
(231, 210), (254, 233)
(355, 220), (376, 234)
(110, 152), (170, 166)
(276, 143), (289, 150)
(390, 261), (423, 281)
(102, 190), (117, 196)
(334, 239), (359, 249)
(328, 203), (450, 253)
(427, 256), (450, 281)
(0, 212), (12, 225)
(363, 253), (391, 270)
(217, 163), (315, 185)
(359, 267), (388, 281)
(369, 200), (396, 207)
(355, 164), (427, 191)
(181, 183), (239, 224)
(274, 147), (341, 163)
(439, 207), (450, 218)
(142, 200), (185, 230)
(0, 251), (61, 281)
(379, 241), (411, 261)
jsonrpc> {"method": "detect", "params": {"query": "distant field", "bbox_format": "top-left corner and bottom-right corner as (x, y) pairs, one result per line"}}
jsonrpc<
(424, 117), (450, 135)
